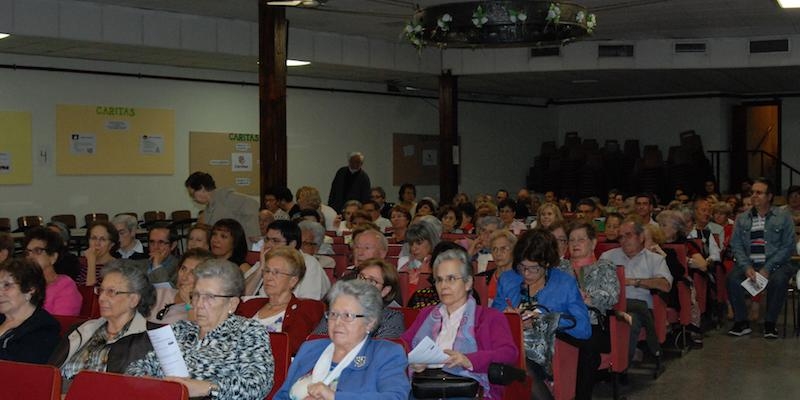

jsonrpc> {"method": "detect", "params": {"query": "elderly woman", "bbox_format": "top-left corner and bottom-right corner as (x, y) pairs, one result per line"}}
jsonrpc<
(112, 214), (146, 260)
(128, 259), (274, 400)
(493, 229), (591, 400)
(399, 183), (418, 216)
(546, 221), (575, 276)
(250, 246), (325, 355)
(567, 222), (621, 400)
(398, 218), (442, 294)
(299, 220), (336, 269)
(0, 258), (60, 364)
(210, 219), (252, 275)
(531, 202), (564, 230)
(477, 229), (517, 306)
(275, 280), (410, 400)
(80, 221), (120, 286)
(389, 205), (412, 243)
(402, 247), (518, 399)
(23, 227), (82, 316)
(316, 258), (405, 338)
(149, 248), (214, 324)
(50, 260), (155, 390)
(187, 223), (212, 251)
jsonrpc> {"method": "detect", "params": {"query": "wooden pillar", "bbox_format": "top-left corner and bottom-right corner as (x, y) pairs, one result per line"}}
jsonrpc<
(439, 71), (459, 204)
(259, 3), (288, 198)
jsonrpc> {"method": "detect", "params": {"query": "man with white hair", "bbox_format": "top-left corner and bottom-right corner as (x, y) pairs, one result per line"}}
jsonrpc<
(327, 151), (372, 212)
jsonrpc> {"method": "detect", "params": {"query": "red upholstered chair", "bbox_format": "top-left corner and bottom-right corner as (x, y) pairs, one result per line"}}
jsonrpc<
(0, 360), (61, 400)
(661, 243), (693, 352)
(594, 242), (620, 258)
(246, 251), (260, 266)
(332, 243), (350, 256)
(332, 254), (349, 279)
(387, 244), (403, 257)
(395, 306), (421, 329)
(268, 332), (290, 400)
(53, 314), (89, 337)
(472, 273), (490, 307)
(77, 284), (100, 318)
(598, 266), (630, 400)
(65, 371), (188, 400)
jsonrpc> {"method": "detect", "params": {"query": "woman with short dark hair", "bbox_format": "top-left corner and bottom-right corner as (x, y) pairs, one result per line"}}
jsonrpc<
(23, 227), (82, 316)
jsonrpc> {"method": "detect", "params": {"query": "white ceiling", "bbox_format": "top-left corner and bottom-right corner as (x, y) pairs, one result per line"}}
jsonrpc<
(3, 0), (800, 101)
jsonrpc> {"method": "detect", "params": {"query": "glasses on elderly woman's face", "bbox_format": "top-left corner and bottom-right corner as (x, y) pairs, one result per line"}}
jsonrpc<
(189, 291), (237, 304)
(518, 263), (545, 275)
(94, 286), (136, 298)
(324, 311), (365, 322)
(0, 281), (18, 292)
(357, 273), (384, 288)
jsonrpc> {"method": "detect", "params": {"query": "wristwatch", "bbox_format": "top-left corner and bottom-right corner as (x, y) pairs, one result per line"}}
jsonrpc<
(208, 382), (220, 398)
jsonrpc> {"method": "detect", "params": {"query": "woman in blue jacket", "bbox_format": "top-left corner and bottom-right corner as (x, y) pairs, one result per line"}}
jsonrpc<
(274, 279), (409, 400)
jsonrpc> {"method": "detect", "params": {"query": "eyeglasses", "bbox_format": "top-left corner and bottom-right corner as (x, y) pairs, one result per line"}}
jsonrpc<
(518, 264), (545, 275)
(89, 236), (109, 243)
(358, 273), (384, 287)
(434, 274), (464, 285)
(324, 311), (365, 322)
(568, 237), (590, 244)
(491, 245), (511, 253)
(118, 229), (131, 236)
(263, 268), (296, 278)
(24, 247), (47, 256)
(156, 303), (175, 320)
(189, 292), (237, 304)
(148, 239), (171, 246)
(94, 287), (136, 297)
(0, 281), (18, 291)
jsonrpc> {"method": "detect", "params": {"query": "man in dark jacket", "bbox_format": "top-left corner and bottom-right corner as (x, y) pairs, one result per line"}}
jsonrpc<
(328, 152), (371, 212)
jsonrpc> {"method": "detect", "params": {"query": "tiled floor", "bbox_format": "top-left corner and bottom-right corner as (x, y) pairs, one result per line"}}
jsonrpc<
(593, 324), (800, 399)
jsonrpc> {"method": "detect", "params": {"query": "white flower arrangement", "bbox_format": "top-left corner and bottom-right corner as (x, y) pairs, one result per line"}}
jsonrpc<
(546, 3), (561, 24)
(437, 13), (453, 31)
(472, 5), (489, 28)
(403, 20), (424, 48)
(509, 9), (528, 23)
(586, 13), (597, 33)
(576, 10), (585, 23)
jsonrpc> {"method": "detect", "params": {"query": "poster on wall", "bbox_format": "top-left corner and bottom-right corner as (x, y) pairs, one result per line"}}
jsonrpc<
(0, 111), (33, 184)
(190, 132), (260, 196)
(393, 133), (440, 185)
(56, 104), (174, 175)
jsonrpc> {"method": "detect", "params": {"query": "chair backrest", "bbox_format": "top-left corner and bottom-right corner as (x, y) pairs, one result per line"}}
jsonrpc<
(53, 314), (89, 337)
(65, 371), (188, 400)
(387, 244), (403, 257)
(594, 242), (621, 259)
(17, 215), (44, 231)
(662, 243), (688, 275)
(0, 217), (10, 232)
(396, 306), (421, 329)
(84, 213), (109, 227)
(503, 312), (526, 369)
(269, 332), (290, 400)
(0, 360), (61, 400)
(332, 254), (349, 279)
(472, 274), (489, 307)
(171, 210), (192, 222)
(52, 214), (78, 229)
(77, 284), (100, 318)
(332, 243), (350, 256)
(245, 251), (260, 266)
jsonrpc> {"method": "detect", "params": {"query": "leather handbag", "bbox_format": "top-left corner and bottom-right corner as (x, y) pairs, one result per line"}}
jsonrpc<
(411, 368), (480, 399)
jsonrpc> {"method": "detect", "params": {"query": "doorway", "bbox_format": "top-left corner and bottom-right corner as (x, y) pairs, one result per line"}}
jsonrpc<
(730, 101), (781, 193)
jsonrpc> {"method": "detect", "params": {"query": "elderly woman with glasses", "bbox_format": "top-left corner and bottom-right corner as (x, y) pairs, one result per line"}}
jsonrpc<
(247, 246), (325, 356)
(23, 227), (82, 316)
(492, 229), (590, 400)
(50, 260), (155, 391)
(128, 259), (274, 400)
(148, 248), (214, 324)
(112, 214), (147, 260)
(0, 258), (60, 364)
(402, 247), (518, 399)
(274, 279), (410, 400)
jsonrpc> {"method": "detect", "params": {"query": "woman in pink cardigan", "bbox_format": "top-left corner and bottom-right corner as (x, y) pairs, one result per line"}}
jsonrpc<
(402, 247), (518, 399)
(23, 227), (82, 316)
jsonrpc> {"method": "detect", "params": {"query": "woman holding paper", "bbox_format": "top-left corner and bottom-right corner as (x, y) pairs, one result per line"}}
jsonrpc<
(49, 260), (155, 389)
(401, 247), (518, 400)
(128, 259), (273, 400)
(274, 279), (410, 400)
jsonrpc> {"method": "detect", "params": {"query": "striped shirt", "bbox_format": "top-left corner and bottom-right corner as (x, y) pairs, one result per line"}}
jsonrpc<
(749, 214), (766, 266)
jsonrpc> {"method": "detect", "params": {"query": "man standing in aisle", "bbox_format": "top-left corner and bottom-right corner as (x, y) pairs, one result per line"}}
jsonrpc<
(727, 178), (796, 338)
(328, 152), (372, 213)
(185, 171), (260, 245)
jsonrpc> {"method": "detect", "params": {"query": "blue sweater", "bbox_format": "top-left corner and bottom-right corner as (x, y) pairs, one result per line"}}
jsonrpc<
(491, 268), (591, 339)
(273, 337), (410, 400)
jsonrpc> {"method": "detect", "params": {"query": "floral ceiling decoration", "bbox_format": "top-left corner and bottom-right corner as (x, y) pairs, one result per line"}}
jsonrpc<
(403, 1), (596, 49)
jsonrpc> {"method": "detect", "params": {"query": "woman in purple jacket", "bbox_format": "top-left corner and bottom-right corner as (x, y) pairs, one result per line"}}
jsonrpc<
(402, 247), (518, 399)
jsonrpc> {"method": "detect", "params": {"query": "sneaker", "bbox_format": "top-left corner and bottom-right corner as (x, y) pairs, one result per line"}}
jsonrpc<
(764, 323), (779, 339)
(728, 321), (752, 337)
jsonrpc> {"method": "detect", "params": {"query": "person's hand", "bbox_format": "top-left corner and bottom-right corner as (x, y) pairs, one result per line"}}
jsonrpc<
(304, 382), (335, 400)
(759, 268), (769, 280)
(467, 238), (483, 257)
(84, 247), (98, 265)
(443, 350), (473, 370)
(163, 377), (214, 398)
(410, 363), (427, 373)
(150, 248), (168, 267)
(745, 266), (757, 282)
(333, 215), (342, 229)
(260, 243), (269, 265)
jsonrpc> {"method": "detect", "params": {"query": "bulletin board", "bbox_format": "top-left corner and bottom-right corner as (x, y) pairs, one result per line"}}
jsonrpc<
(393, 133), (440, 185)
(189, 131), (260, 196)
(0, 111), (33, 184)
(56, 104), (174, 175)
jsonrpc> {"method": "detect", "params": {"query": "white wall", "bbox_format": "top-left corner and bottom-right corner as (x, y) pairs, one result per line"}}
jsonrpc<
(0, 54), (555, 225)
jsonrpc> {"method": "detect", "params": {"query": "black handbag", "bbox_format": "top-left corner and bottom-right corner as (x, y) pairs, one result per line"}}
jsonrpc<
(411, 368), (480, 399)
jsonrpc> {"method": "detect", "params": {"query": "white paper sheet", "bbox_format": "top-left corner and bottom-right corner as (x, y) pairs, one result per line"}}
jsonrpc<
(741, 273), (769, 297)
(408, 336), (448, 365)
(147, 325), (190, 377)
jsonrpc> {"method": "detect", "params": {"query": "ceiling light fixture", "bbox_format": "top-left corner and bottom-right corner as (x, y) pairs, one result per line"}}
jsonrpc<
(777, 0), (800, 8)
(0, 33), (10, 40)
(266, 0), (325, 7)
(286, 59), (311, 66)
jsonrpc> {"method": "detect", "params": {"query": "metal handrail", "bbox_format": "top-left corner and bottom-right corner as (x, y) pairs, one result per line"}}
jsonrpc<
(708, 150), (800, 188)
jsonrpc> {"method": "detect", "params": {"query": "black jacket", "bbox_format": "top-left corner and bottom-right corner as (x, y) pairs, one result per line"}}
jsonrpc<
(0, 307), (60, 364)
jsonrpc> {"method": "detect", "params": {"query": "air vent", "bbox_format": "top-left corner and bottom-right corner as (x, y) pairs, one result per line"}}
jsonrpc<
(530, 46), (560, 57)
(598, 44), (634, 58)
(674, 42), (706, 53)
(750, 39), (789, 54)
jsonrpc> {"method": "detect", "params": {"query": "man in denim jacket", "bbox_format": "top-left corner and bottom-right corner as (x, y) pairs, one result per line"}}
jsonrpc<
(728, 177), (797, 338)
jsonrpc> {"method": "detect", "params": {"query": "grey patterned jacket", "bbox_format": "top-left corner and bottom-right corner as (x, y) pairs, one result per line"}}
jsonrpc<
(127, 315), (274, 400)
(573, 258), (620, 325)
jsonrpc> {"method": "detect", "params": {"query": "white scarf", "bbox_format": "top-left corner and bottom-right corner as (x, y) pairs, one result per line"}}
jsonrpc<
(311, 336), (368, 385)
